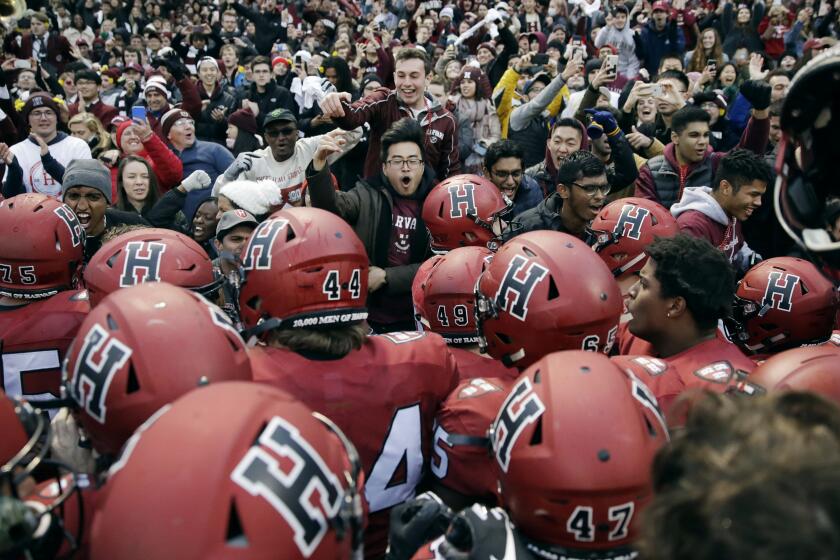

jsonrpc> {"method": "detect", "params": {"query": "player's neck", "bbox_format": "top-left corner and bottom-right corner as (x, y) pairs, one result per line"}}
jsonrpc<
(653, 324), (717, 358)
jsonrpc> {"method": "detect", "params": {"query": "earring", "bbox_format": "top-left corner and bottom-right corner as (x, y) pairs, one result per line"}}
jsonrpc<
(666, 312), (671, 318)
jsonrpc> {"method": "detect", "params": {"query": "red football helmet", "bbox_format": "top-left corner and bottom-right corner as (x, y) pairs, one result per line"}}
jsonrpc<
(90, 382), (365, 560)
(238, 207), (369, 339)
(422, 174), (512, 253)
(62, 283), (252, 456)
(725, 257), (838, 354)
(0, 194), (84, 299)
(83, 228), (221, 307)
(416, 246), (493, 345)
(475, 231), (622, 369)
(490, 351), (667, 555)
(1, 390), (45, 485)
(734, 345), (840, 405)
(589, 198), (679, 281)
(411, 255), (444, 325)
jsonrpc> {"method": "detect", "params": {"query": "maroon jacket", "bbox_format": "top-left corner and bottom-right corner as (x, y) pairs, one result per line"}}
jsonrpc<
(5, 32), (74, 74)
(333, 87), (461, 182)
(69, 98), (119, 128)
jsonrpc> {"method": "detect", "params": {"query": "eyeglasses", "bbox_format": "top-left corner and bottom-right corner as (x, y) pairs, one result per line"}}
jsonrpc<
(571, 181), (611, 196)
(173, 118), (194, 127)
(265, 127), (297, 138)
(386, 157), (423, 169)
(491, 169), (522, 180)
(29, 110), (56, 120)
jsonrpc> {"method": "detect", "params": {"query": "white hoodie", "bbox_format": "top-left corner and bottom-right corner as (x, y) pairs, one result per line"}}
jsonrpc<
(670, 186), (760, 273)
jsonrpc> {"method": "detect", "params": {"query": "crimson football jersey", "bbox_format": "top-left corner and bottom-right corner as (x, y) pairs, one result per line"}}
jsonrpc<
(0, 290), (89, 404)
(250, 331), (459, 559)
(618, 338), (753, 411)
(431, 377), (513, 502)
(449, 347), (518, 382)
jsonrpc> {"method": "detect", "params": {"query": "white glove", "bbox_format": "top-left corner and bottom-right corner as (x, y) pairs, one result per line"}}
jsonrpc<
(181, 169), (211, 192)
(49, 408), (96, 474)
(484, 8), (501, 24)
(223, 152), (256, 180)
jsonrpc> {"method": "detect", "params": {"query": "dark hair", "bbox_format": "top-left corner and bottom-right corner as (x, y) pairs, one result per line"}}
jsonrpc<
(656, 69), (690, 92)
(765, 68), (791, 83)
(116, 156), (161, 214)
(553, 117), (584, 138)
(322, 57), (355, 94)
(646, 235), (735, 329)
(250, 55), (271, 69)
(769, 100), (783, 118)
(380, 117), (425, 163)
(556, 150), (606, 186)
(483, 139), (524, 171)
(640, 391), (840, 560)
(713, 149), (773, 192)
(671, 106), (711, 134)
(395, 47), (432, 75)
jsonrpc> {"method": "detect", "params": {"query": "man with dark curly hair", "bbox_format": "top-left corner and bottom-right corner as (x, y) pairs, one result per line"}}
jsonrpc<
(619, 234), (755, 412)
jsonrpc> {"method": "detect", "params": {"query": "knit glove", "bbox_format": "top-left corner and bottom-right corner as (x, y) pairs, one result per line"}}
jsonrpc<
(739, 80), (772, 111)
(584, 108), (620, 136)
(181, 170), (211, 192)
(223, 152), (256, 181)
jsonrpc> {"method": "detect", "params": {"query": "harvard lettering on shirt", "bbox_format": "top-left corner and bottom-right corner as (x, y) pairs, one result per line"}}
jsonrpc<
(388, 197), (421, 266)
(249, 331), (459, 559)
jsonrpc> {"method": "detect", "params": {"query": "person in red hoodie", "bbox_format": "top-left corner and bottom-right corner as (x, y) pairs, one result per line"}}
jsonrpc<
(670, 149), (772, 274)
(634, 89), (770, 210)
(621, 234), (755, 410)
(103, 119), (184, 200)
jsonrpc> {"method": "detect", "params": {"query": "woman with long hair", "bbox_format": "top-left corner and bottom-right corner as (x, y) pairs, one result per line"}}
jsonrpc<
(686, 28), (727, 73)
(68, 112), (112, 159)
(116, 156), (161, 218)
(449, 66), (500, 174)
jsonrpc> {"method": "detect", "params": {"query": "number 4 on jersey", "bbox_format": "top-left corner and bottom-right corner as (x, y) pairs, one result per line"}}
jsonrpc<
(364, 404), (423, 512)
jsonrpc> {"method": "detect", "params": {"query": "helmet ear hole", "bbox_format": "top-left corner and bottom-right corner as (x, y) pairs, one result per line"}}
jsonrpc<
(246, 296), (261, 312)
(225, 499), (248, 547)
(126, 365), (141, 394)
(547, 276), (559, 300)
(529, 416), (543, 445)
(285, 225), (296, 242)
(495, 332), (511, 344)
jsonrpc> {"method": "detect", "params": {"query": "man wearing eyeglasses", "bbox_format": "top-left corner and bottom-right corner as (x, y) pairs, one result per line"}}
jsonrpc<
(482, 140), (543, 217)
(161, 108), (235, 220)
(308, 118), (439, 333)
(1, 93), (92, 200)
(214, 108), (350, 211)
(510, 151), (610, 241)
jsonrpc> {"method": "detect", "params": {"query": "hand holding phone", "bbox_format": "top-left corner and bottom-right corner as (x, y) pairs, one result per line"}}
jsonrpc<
(131, 106), (147, 122)
(605, 54), (619, 76)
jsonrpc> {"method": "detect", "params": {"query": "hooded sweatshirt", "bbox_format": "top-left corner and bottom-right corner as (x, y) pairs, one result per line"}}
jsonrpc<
(670, 186), (758, 273)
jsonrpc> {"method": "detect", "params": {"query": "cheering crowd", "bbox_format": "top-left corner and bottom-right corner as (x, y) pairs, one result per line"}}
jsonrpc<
(2, 0), (840, 557)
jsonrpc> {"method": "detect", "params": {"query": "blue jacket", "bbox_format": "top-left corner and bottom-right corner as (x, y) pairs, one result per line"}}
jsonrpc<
(639, 20), (686, 75)
(511, 174), (544, 218)
(175, 140), (234, 219)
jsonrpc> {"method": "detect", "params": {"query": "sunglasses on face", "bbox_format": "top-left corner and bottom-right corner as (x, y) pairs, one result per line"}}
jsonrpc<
(265, 126), (297, 138)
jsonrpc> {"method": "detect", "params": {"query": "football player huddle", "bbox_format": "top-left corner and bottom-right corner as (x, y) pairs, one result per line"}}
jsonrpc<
(1, 161), (840, 559)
